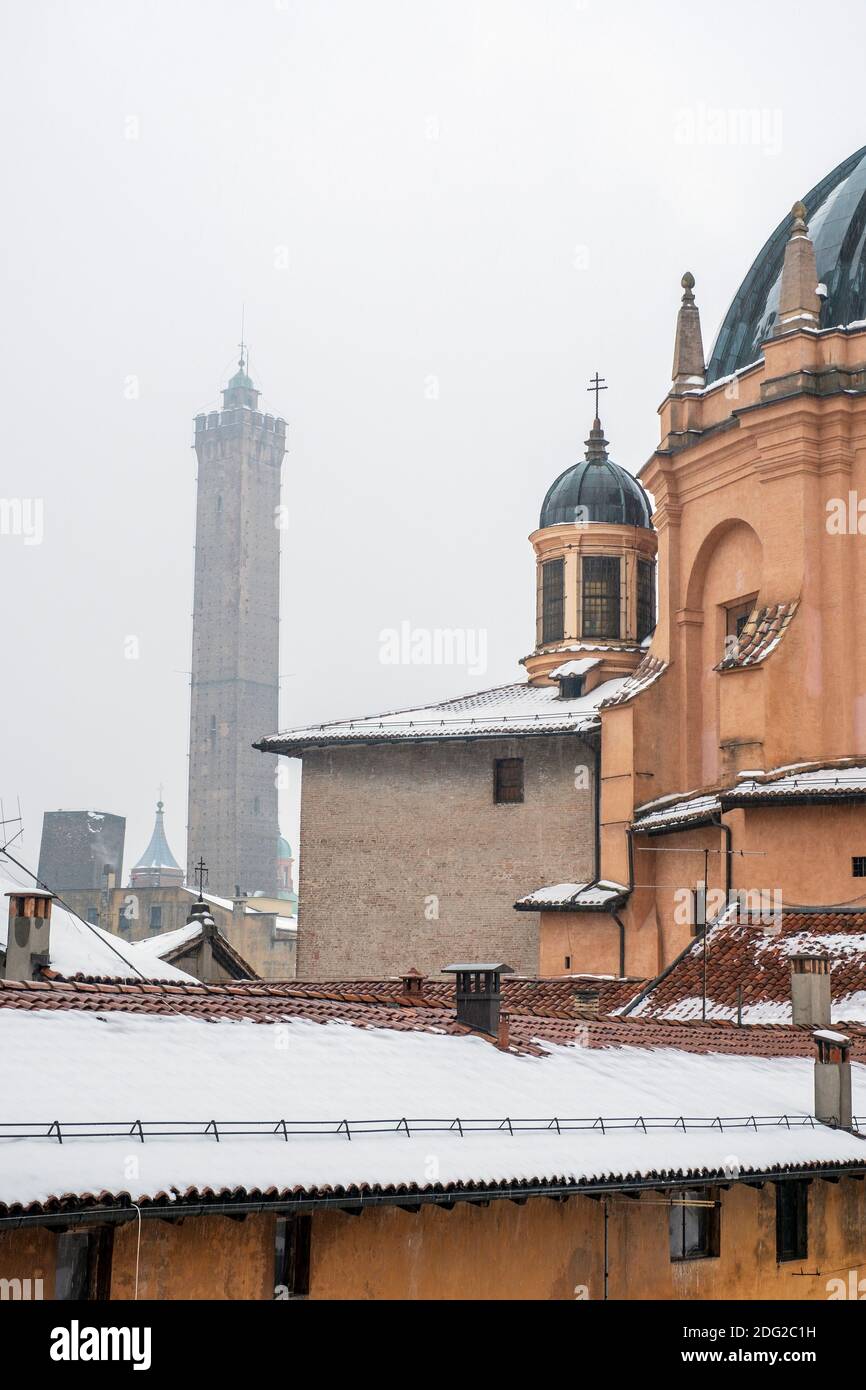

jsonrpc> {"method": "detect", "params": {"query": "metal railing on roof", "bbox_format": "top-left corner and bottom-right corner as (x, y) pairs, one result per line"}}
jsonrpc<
(0, 1113), (860, 1144)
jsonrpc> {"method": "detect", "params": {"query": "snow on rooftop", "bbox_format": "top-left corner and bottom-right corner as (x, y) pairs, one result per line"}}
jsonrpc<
(0, 869), (195, 983)
(735, 766), (866, 800)
(258, 677), (630, 753)
(633, 792), (721, 833)
(128, 920), (205, 963)
(549, 658), (602, 678)
(516, 880), (629, 910)
(0, 1010), (864, 1210)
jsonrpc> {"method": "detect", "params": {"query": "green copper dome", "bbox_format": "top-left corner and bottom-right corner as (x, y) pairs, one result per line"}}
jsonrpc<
(540, 419), (653, 529)
(708, 144), (866, 382)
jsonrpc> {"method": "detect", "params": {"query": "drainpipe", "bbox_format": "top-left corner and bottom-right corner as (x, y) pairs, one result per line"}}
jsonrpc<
(712, 815), (732, 899)
(605, 827), (636, 980)
(610, 912), (626, 979)
(592, 735), (601, 883)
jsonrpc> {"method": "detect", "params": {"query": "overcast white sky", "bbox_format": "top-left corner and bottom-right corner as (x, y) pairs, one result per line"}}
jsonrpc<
(1, 0), (864, 879)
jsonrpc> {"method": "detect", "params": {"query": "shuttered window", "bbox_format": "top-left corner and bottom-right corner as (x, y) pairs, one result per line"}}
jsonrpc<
(494, 757), (524, 805)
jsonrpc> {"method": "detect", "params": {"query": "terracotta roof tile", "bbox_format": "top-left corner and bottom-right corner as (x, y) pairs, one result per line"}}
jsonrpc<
(599, 654), (668, 708)
(624, 907), (866, 1026)
(716, 599), (799, 670)
(3, 974), (863, 1061)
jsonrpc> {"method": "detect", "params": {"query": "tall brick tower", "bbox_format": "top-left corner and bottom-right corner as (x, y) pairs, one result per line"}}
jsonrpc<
(187, 353), (286, 898)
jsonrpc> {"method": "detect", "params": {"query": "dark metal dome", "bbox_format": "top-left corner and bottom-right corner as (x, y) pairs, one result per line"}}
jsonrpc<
(708, 144), (866, 383)
(540, 420), (653, 529)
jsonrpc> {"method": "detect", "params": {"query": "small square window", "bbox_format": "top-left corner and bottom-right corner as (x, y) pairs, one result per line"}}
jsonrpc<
(853, 857), (866, 878)
(86, 907), (99, 926)
(494, 758), (524, 805)
(776, 1181), (808, 1262)
(669, 1187), (720, 1262)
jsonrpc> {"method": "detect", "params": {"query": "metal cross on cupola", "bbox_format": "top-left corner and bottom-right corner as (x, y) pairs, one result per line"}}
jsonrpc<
(193, 857), (209, 901)
(587, 372), (607, 421)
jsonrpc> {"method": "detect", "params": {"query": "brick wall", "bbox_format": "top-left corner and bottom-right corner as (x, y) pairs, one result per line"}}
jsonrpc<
(297, 733), (596, 978)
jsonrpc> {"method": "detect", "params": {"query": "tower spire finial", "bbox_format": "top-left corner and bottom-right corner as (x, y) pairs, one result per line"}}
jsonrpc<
(671, 271), (706, 391)
(584, 373), (610, 461)
(587, 371), (607, 426)
(238, 303), (246, 372)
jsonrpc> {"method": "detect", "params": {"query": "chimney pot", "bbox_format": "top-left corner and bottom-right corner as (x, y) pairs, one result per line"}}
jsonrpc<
(399, 967), (424, 999)
(4, 889), (54, 981)
(497, 1011), (511, 1051)
(443, 962), (514, 1036)
(572, 985), (602, 1019)
(813, 1029), (853, 1129)
(789, 953), (831, 1029)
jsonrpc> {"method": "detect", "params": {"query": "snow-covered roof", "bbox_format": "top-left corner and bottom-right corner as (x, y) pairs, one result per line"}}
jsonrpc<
(549, 658), (602, 679)
(128, 920), (204, 963)
(623, 907), (866, 1026)
(599, 654), (668, 709)
(632, 761), (866, 833)
(0, 869), (194, 983)
(633, 792), (722, 834)
(731, 765), (866, 803)
(1, 1004), (864, 1213)
(515, 880), (630, 911)
(257, 678), (629, 754)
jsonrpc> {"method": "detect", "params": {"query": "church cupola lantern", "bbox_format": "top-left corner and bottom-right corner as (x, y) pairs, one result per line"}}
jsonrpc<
(523, 376), (658, 687)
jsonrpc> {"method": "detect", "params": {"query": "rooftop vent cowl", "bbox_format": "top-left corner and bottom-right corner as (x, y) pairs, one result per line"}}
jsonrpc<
(443, 962), (513, 1036)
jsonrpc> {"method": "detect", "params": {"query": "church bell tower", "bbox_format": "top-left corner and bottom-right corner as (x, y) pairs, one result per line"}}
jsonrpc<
(187, 352), (287, 898)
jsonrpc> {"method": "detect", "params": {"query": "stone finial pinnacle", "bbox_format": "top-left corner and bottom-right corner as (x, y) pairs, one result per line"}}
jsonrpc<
(671, 270), (705, 391)
(774, 197), (821, 336)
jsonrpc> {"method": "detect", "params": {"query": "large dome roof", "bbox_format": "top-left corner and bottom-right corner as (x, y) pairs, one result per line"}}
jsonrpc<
(540, 420), (653, 529)
(708, 145), (866, 383)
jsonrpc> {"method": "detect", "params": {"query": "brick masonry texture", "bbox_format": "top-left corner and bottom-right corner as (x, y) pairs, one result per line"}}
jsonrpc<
(296, 734), (596, 979)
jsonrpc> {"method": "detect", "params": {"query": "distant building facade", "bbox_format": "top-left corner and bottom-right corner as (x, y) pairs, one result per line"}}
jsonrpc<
(37, 811), (125, 894)
(187, 354), (287, 899)
(260, 412), (656, 979)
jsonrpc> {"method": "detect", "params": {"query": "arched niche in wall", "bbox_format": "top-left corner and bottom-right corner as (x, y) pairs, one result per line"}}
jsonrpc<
(684, 518), (763, 786)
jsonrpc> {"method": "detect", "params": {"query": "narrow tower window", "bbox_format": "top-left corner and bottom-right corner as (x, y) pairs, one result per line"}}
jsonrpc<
(582, 556), (621, 638)
(637, 558), (656, 640)
(541, 558), (565, 643)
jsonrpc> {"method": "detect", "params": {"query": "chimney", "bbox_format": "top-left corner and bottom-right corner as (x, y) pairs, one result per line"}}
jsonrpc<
(497, 1011), (511, 1051)
(572, 984), (602, 1020)
(443, 962), (513, 1036)
(790, 954), (831, 1028)
(399, 967), (424, 1000)
(813, 1030), (853, 1129)
(4, 889), (54, 981)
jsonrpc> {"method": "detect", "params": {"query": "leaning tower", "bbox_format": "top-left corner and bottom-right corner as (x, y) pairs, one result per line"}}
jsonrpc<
(186, 354), (286, 898)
